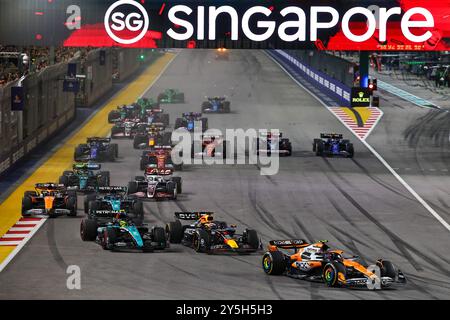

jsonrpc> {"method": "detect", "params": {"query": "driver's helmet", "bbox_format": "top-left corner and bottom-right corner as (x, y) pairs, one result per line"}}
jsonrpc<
(199, 214), (214, 224)
(119, 220), (128, 228)
(325, 251), (343, 262)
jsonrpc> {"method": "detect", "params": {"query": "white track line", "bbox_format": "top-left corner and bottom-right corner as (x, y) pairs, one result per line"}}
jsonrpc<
(265, 51), (450, 232)
(0, 218), (47, 273)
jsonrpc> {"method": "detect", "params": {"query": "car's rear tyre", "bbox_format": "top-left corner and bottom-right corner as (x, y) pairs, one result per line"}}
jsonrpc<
(84, 194), (96, 214)
(66, 195), (77, 217)
(201, 118), (208, 132)
(172, 177), (182, 194)
(98, 172), (110, 187)
(346, 143), (354, 158)
(323, 261), (346, 287)
(59, 175), (69, 186)
(245, 229), (260, 250)
(106, 145), (116, 161)
(316, 141), (324, 156)
(88, 201), (98, 213)
(262, 251), (286, 275)
(128, 181), (138, 195)
(193, 229), (210, 253)
(80, 219), (97, 241)
(74, 146), (84, 161)
(377, 260), (397, 278)
(132, 201), (144, 225)
(166, 220), (183, 243)
(133, 135), (147, 149)
(21, 196), (33, 215)
(152, 227), (167, 249)
(201, 102), (210, 112)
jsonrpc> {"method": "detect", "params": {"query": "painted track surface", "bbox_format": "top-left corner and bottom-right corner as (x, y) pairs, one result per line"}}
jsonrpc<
(0, 50), (448, 299)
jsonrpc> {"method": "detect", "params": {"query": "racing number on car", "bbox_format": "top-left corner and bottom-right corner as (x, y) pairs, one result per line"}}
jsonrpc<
(366, 265), (381, 290)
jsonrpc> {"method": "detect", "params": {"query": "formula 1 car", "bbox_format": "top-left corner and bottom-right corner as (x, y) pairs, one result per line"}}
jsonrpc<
(256, 132), (292, 156)
(22, 183), (77, 217)
(108, 104), (140, 123)
(128, 170), (182, 200)
(139, 146), (182, 171)
(74, 137), (118, 162)
(175, 112), (208, 133)
(262, 239), (406, 289)
(166, 212), (261, 254)
(110, 119), (142, 139)
(215, 48), (229, 60)
(201, 97), (231, 113)
(59, 163), (110, 192)
(141, 108), (170, 127)
(133, 124), (172, 149)
(191, 134), (228, 159)
(313, 133), (354, 158)
(136, 97), (160, 115)
(157, 89), (185, 104)
(80, 212), (167, 252)
(83, 186), (144, 225)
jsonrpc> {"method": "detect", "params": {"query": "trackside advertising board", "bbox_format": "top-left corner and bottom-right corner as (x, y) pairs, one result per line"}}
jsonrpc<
(0, 0), (449, 50)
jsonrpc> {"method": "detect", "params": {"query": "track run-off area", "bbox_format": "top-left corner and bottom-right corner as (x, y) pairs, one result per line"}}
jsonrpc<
(0, 50), (449, 299)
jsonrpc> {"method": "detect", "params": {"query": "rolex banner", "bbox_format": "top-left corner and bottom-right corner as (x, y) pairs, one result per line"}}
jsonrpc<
(351, 87), (371, 107)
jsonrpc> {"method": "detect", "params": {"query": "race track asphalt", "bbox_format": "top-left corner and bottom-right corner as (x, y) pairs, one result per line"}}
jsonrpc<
(0, 50), (448, 300)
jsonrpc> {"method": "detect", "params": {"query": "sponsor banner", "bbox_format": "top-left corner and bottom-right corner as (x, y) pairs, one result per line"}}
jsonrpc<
(351, 87), (371, 107)
(0, 0), (448, 50)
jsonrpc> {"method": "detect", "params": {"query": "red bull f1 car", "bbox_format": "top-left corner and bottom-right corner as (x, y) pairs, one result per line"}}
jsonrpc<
(313, 133), (354, 158)
(133, 124), (171, 149)
(262, 239), (406, 289)
(166, 212), (261, 254)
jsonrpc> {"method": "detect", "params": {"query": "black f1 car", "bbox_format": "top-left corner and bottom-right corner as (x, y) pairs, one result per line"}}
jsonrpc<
(201, 97), (231, 113)
(313, 133), (354, 158)
(262, 239), (406, 289)
(166, 212), (261, 254)
(74, 137), (118, 162)
(22, 183), (77, 217)
(80, 212), (167, 252)
(175, 112), (208, 132)
(59, 163), (110, 192)
(256, 132), (292, 156)
(83, 186), (144, 225)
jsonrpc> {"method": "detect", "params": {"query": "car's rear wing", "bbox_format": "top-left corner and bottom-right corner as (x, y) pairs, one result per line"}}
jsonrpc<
(183, 112), (202, 117)
(175, 212), (214, 220)
(91, 210), (126, 218)
(145, 165), (173, 176)
(35, 183), (66, 190)
(269, 239), (309, 249)
(320, 133), (343, 139)
(73, 163), (101, 171)
(97, 186), (128, 193)
(87, 137), (111, 143)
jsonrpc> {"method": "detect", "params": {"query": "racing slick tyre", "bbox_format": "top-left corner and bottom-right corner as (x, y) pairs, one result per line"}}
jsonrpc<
(84, 193), (96, 213)
(128, 181), (138, 195)
(102, 228), (116, 250)
(133, 135), (147, 149)
(244, 229), (260, 250)
(162, 132), (172, 145)
(21, 196), (33, 215)
(132, 200), (144, 219)
(106, 145), (116, 161)
(108, 111), (120, 123)
(223, 101), (231, 113)
(313, 139), (321, 152)
(193, 229), (210, 253)
(59, 175), (69, 187)
(157, 93), (165, 103)
(345, 143), (354, 158)
(80, 219), (98, 241)
(74, 145), (84, 162)
(112, 144), (119, 158)
(175, 118), (184, 130)
(140, 158), (148, 171)
(166, 220), (183, 244)
(66, 193), (78, 217)
(377, 260), (397, 278)
(172, 177), (182, 194)
(135, 176), (145, 182)
(167, 182), (177, 200)
(201, 118), (208, 132)
(201, 102), (210, 113)
(88, 201), (99, 213)
(316, 141), (324, 156)
(151, 227), (167, 250)
(262, 251), (286, 275)
(99, 172), (110, 187)
(322, 261), (347, 287)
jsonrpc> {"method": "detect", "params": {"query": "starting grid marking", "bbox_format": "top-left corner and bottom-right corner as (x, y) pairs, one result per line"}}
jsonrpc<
(329, 107), (383, 140)
(0, 217), (46, 246)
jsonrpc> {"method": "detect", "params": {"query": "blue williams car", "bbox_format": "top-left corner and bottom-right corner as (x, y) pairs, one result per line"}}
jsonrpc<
(174, 112), (208, 133)
(74, 137), (118, 162)
(313, 133), (354, 158)
(59, 163), (110, 192)
(80, 212), (167, 252)
(201, 97), (231, 113)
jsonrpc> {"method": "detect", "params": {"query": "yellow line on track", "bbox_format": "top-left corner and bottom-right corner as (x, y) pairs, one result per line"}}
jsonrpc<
(0, 53), (175, 262)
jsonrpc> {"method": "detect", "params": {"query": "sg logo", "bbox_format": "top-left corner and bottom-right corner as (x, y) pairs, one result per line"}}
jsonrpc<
(104, 0), (150, 44)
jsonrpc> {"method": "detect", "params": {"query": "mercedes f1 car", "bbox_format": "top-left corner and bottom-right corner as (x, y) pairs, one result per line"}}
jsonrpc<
(80, 212), (167, 252)
(262, 239), (406, 289)
(313, 133), (354, 158)
(22, 183), (77, 217)
(59, 163), (110, 192)
(201, 97), (231, 113)
(256, 132), (292, 156)
(175, 112), (208, 133)
(128, 170), (182, 200)
(166, 212), (261, 254)
(83, 186), (144, 225)
(133, 124), (172, 149)
(74, 137), (118, 162)
(157, 89), (185, 104)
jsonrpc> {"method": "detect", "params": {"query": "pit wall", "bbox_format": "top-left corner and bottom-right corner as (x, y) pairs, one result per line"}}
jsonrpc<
(268, 50), (352, 108)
